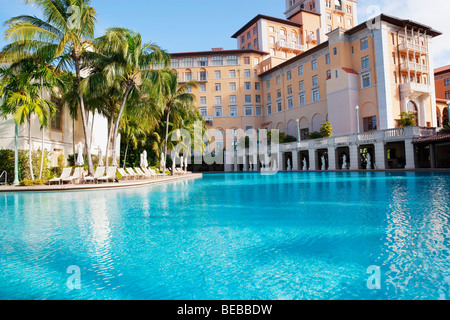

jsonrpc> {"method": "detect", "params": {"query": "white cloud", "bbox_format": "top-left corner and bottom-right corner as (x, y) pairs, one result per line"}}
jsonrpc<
(358, 0), (450, 68)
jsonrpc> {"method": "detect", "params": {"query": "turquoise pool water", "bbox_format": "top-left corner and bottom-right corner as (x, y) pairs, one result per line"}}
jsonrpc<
(0, 172), (449, 300)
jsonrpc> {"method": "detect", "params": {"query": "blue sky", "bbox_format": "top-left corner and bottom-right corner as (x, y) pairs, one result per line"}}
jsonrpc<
(1, 0), (449, 67)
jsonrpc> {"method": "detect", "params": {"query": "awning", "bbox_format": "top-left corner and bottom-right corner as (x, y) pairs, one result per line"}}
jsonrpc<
(413, 133), (450, 144)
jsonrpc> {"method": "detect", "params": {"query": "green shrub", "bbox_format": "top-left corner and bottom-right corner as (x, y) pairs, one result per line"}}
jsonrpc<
(20, 179), (34, 186)
(395, 112), (417, 127)
(309, 131), (323, 140)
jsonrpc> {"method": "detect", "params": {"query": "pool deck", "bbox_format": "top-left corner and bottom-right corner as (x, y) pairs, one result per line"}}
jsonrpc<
(0, 173), (203, 193)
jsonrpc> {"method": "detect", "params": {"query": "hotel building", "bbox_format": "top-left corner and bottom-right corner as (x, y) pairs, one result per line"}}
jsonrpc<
(170, 0), (446, 170)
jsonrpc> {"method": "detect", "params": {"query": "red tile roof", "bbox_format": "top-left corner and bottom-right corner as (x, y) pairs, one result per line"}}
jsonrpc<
(413, 133), (450, 144)
(342, 67), (358, 75)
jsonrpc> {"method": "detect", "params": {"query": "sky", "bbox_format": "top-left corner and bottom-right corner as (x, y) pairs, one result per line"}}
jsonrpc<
(0, 0), (449, 67)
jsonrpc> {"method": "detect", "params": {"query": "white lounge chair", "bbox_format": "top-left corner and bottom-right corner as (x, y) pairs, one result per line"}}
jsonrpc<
(49, 167), (73, 185)
(149, 168), (164, 177)
(142, 167), (157, 179)
(135, 167), (151, 179)
(97, 167), (117, 183)
(62, 167), (83, 184)
(84, 166), (105, 184)
(117, 168), (130, 180)
(174, 168), (185, 175)
(126, 168), (140, 179)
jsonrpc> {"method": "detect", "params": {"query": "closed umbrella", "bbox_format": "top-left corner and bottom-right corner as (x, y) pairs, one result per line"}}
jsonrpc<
(143, 150), (148, 169)
(98, 147), (104, 166)
(76, 142), (84, 166)
(140, 153), (144, 169)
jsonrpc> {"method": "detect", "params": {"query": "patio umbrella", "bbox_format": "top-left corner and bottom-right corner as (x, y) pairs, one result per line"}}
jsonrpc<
(184, 156), (188, 172)
(140, 153), (144, 168)
(76, 142), (84, 166)
(143, 150), (148, 169)
(98, 147), (104, 166)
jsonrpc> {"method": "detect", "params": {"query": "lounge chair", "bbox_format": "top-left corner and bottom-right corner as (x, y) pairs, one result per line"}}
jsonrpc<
(126, 168), (141, 179)
(142, 167), (157, 179)
(149, 168), (164, 177)
(62, 167), (83, 184)
(174, 168), (185, 175)
(135, 167), (151, 179)
(84, 166), (105, 184)
(49, 167), (72, 185)
(117, 168), (131, 180)
(97, 167), (117, 183)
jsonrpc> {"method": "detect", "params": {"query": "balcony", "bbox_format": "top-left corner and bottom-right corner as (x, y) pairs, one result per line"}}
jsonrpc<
(398, 41), (428, 53)
(400, 82), (431, 95)
(400, 61), (429, 73)
(276, 40), (305, 53)
(307, 34), (317, 44)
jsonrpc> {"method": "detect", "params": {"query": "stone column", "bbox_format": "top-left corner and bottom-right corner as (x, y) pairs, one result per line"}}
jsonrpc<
(234, 154), (238, 172)
(291, 151), (299, 171)
(349, 144), (359, 170)
(374, 141), (386, 170)
(404, 139), (416, 170)
(308, 149), (317, 171)
(327, 147), (336, 171)
(243, 155), (248, 172)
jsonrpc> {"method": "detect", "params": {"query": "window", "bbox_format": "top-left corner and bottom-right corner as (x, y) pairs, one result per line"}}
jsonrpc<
(200, 96), (207, 105)
(247, 31), (251, 39)
(326, 54), (330, 65)
(392, 52), (396, 65)
(267, 104), (272, 115)
(266, 79), (271, 89)
(51, 102), (62, 130)
(186, 85), (192, 93)
(212, 56), (223, 66)
(287, 98), (293, 110)
(245, 106), (253, 116)
(312, 89), (320, 102)
(197, 57), (208, 67)
(200, 84), (206, 92)
(299, 80), (304, 91)
(277, 101), (282, 112)
(269, 36), (275, 44)
(184, 71), (192, 81)
(362, 72), (371, 88)
(269, 26), (274, 33)
(230, 82), (236, 91)
(362, 56), (370, 69)
(446, 91), (450, 99)
(298, 65), (304, 76)
(363, 116), (377, 132)
(361, 37), (369, 51)
(255, 105), (262, 116)
(245, 82), (251, 90)
(255, 82), (261, 90)
(312, 59), (317, 70)
(200, 107), (207, 118)
(241, 36), (245, 43)
(183, 58), (193, 67)
(244, 57), (250, 64)
(267, 93), (271, 102)
(171, 59), (179, 68)
(244, 69), (251, 78)
(287, 85), (292, 95)
(277, 89), (282, 99)
(215, 83), (221, 92)
(230, 95), (237, 104)
(253, 27), (257, 35)
(254, 39), (258, 48)
(229, 106), (237, 117)
(226, 56), (238, 65)
(300, 128), (310, 140)
(327, 25), (332, 32)
(270, 49), (275, 56)
(299, 93), (306, 106)
(214, 70), (221, 79)
(337, 16), (342, 24)
(229, 70), (236, 78)
(245, 95), (252, 103)
(287, 71), (292, 80)
(215, 106), (222, 117)
(333, 47), (337, 55)
(327, 12), (331, 20)
(312, 75), (318, 87)
(281, 51), (287, 59)
(199, 71), (207, 81)
(276, 76), (281, 85)
(347, 19), (352, 27)
(445, 78), (450, 87)
(255, 95), (261, 103)
(326, 70), (331, 79)
(254, 58), (259, 65)
(215, 96), (222, 105)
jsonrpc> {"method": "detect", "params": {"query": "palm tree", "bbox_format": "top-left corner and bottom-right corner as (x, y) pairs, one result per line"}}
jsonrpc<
(89, 28), (170, 168)
(158, 70), (197, 173)
(0, 64), (56, 180)
(2, 0), (98, 175)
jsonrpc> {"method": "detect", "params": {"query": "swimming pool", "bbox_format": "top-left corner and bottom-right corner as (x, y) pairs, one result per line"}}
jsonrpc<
(0, 172), (449, 300)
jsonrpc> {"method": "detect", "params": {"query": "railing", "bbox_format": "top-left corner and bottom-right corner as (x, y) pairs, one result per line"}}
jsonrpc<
(0, 171), (7, 186)
(335, 136), (349, 144)
(400, 61), (429, 73)
(358, 132), (375, 141)
(384, 128), (405, 138)
(398, 41), (428, 53)
(276, 41), (305, 52)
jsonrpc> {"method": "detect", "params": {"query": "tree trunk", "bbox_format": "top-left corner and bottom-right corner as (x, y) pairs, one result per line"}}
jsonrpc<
(89, 111), (95, 148)
(39, 127), (45, 180)
(28, 115), (34, 180)
(163, 109), (170, 174)
(122, 139), (130, 169)
(111, 85), (133, 168)
(105, 113), (114, 171)
(75, 58), (94, 175)
(73, 117), (76, 156)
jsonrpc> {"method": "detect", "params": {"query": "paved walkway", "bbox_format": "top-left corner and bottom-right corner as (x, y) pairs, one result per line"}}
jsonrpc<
(0, 173), (203, 193)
